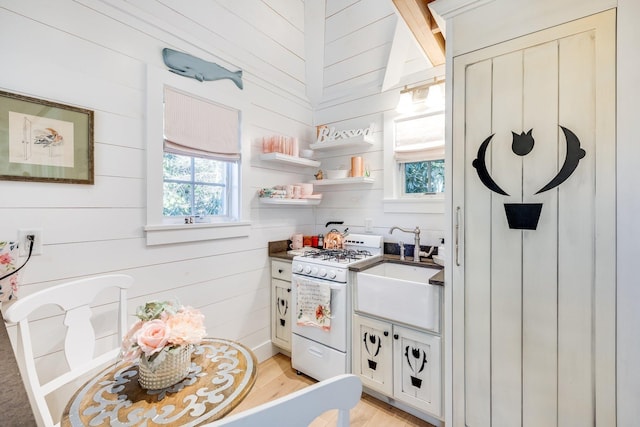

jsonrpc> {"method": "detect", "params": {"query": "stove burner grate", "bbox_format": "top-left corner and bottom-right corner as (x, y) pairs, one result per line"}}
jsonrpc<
(301, 248), (373, 263)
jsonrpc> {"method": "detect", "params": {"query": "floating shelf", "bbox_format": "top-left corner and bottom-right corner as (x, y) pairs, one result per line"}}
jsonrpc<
(309, 134), (374, 151)
(260, 152), (320, 168)
(311, 177), (374, 186)
(259, 198), (321, 206)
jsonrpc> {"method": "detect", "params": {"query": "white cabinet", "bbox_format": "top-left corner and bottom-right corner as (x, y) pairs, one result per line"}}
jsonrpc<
(271, 260), (292, 352)
(353, 314), (442, 419)
(392, 324), (441, 417)
(352, 314), (393, 395)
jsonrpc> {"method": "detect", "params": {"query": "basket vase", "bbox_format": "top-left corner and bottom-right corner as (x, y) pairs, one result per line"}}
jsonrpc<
(138, 344), (193, 389)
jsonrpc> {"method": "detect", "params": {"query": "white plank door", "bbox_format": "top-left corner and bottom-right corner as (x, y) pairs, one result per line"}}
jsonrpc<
(451, 9), (616, 427)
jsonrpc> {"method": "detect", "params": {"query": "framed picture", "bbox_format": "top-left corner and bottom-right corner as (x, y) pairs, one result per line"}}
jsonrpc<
(0, 90), (94, 184)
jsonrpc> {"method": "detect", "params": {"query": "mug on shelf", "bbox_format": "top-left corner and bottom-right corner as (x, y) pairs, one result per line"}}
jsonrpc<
(290, 233), (303, 250)
(296, 183), (313, 197)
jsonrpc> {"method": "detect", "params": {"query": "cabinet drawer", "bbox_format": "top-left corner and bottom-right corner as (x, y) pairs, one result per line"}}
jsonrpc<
(271, 259), (292, 281)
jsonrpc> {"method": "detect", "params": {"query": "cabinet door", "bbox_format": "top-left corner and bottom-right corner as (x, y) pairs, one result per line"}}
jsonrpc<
(392, 325), (441, 418)
(451, 10), (616, 427)
(352, 314), (392, 395)
(271, 278), (291, 351)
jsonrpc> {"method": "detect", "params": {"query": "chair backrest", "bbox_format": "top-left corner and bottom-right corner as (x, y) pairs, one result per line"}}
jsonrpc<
(208, 374), (362, 427)
(3, 274), (133, 427)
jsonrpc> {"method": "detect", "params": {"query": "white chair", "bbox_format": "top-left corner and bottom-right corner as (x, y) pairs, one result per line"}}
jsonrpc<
(3, 274), (133, 427)
(208, 374), (363, 427)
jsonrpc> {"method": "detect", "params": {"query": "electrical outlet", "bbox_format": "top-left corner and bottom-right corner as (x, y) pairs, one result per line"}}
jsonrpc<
(364, 218), (373, 233)
(18, 229), (42, 256)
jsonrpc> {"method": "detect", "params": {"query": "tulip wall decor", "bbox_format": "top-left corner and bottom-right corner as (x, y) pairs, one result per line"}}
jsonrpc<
(473, 126), (586, 230)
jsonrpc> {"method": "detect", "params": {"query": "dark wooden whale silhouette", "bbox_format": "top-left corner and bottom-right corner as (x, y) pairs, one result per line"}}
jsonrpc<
(162, 48), (243, 89)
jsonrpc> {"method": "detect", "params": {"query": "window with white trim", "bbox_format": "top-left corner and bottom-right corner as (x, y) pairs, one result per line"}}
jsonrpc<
(162, 87), (239, 222)
(394, 112), (445, 196)
(144, 65), (250, 246)
(383, 81), (445, 214)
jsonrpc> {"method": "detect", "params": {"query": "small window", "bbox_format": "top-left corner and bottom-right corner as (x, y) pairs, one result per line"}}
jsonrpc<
(383, 81), (445, 214)
(402, 159), (445, 194)
(162, 86), (240, 223)
(393, 111), (445, 197)
(163, 153), (234, 217)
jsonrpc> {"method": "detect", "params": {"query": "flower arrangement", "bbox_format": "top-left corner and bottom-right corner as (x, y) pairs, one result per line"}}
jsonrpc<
(121, 301), (206, 368)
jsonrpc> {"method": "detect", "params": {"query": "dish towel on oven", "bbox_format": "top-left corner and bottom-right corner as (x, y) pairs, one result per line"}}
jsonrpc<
(296, 278), (331, 331)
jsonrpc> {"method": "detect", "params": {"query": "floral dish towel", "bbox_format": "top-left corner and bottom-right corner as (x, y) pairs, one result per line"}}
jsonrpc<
(0, 241), (21, 303)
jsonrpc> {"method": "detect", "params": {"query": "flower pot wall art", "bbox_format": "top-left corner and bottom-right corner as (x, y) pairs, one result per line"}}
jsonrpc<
(473, 126), (586, 230)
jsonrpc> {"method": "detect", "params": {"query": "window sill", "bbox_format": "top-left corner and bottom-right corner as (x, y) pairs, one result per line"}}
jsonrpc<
(383, 197), (444, 214)
(144, 221), (251, 245)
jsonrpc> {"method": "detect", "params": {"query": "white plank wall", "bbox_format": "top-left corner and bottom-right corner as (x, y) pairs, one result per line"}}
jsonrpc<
(0, 0), (317, 416)
(0, 0), (446, 420)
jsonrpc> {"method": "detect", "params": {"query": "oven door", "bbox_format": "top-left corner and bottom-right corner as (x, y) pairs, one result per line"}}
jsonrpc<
(291, 273), (348, 352)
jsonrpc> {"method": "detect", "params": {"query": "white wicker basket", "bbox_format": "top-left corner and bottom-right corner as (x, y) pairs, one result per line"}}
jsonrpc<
(138, 345), (193, 389)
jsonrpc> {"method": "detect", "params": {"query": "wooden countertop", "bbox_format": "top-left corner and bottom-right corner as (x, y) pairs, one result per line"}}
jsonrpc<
(268, 240), (295, 261)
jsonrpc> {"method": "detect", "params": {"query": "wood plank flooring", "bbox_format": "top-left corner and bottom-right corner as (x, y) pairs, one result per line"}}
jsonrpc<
(228, 353), (436, 427)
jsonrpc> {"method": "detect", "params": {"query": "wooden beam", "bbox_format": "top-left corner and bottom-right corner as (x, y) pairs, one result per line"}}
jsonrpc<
(392, 0), (446, 66)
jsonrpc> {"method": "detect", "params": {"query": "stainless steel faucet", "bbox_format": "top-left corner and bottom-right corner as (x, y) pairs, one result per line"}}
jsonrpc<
(389, 226), (421, 262)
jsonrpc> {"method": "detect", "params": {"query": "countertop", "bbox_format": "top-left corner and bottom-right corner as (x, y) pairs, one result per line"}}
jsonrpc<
(349, 254), (444, 286)
(268, 241), (444, 286)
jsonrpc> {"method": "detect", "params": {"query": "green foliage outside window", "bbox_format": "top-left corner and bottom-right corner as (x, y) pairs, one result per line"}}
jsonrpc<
(163, 153), (226, 216)
(404, 159), (445, 194)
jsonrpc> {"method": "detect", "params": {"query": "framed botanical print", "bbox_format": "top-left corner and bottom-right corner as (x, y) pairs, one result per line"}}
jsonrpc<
(0, 90), (94, 184)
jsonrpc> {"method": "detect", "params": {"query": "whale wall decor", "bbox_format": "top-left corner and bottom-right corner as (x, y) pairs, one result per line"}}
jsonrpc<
(162, 48), (243, 90)
(473, 126), (586, 230)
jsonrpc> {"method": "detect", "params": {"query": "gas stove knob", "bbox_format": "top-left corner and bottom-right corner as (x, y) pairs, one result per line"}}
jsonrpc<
(295, 264), (303, 273)
(311, 266), (319, 275)
(319, 268), (327, 277)
(328, 270), (337, 279)
(304, 265), (312, 274)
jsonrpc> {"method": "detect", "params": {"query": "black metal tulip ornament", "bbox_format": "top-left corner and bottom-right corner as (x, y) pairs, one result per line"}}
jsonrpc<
(473, 126), (586, 230)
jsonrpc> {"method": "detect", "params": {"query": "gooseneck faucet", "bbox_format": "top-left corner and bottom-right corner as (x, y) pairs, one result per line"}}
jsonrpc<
(389, 226), (421, 262)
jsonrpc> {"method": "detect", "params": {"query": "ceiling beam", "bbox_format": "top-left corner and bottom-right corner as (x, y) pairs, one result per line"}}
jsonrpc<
(392, 0), (446, 66)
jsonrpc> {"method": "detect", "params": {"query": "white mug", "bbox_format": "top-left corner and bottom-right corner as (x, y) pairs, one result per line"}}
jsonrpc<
(286, 185), (295, 199)
(296, 183), (313, 197)
(290, 233), (303, 250)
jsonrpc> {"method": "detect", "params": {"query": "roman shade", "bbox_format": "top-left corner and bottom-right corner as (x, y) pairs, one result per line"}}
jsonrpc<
(163, 86), (240, 161)
(393, 111), (445, 162)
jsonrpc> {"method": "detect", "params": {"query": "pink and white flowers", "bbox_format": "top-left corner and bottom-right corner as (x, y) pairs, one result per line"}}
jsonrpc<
(121, 301), (206, 364)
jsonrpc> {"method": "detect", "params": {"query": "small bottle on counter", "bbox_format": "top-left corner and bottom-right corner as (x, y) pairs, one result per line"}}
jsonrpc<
(317, 234), (324, 249)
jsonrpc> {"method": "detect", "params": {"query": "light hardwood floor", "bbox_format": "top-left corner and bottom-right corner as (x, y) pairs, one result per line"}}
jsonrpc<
(228, 353), (436, 427)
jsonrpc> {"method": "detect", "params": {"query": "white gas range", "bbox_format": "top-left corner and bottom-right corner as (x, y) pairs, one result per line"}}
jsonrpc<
(291, 234), (383, 381)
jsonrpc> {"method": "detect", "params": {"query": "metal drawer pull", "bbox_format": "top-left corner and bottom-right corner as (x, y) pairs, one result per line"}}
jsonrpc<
(455, 206), (461, 266)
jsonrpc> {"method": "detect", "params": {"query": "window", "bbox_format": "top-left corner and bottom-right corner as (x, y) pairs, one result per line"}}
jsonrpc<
(394, 111), (445, 197)
(162, 86), (240, 223)
(163, 154), (232, 217)
(403, 159), (445, 194)
(383, 84), (445, 213)
(145, 66), (250, 245)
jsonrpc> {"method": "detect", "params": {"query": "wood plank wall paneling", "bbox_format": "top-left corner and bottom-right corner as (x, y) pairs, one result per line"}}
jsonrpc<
(0, 0), (446, 419)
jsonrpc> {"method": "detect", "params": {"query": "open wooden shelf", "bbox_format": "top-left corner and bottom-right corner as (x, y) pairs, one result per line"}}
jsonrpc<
(309, 134), (374, 151)
(260, 152), (320, 168)
(259, 197), (321, 206)
(311, 177), (374, 186)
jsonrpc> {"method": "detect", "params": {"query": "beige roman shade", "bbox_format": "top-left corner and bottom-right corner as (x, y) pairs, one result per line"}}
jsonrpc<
(163, 86), (240, 161)
(393, 111), (444, 162)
